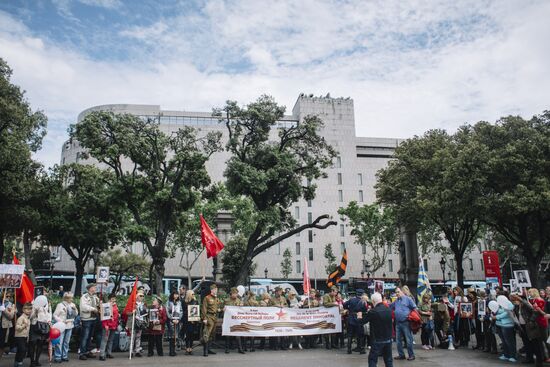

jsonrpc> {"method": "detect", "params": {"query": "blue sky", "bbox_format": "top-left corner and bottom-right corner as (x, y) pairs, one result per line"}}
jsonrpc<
(1, 0), (550, 168)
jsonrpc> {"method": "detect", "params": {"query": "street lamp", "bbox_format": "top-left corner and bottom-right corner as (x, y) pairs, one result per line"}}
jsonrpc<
(364, 261), (371, 280)
(447, 271), (452, 282)
(440, 258), (447, 284)
(382, 273), (386, 279)
(264, 268), (268, 279)
(360, 270), (365, 279)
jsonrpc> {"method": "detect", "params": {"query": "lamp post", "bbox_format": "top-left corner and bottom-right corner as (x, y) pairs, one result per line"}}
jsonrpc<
(264, 268), (268, 279)
(364, 261), (371, 280)
(440, 258), (447, 285)
(382, 272), (386, 279)
(447, 271), (452, 283)
(360, 270), (365, 279)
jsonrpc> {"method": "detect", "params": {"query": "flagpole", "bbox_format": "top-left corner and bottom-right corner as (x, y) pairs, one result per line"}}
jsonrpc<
(129, 309), (135, 360)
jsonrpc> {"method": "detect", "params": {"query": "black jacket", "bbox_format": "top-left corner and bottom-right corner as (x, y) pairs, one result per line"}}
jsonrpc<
(364, 303), (393, 342)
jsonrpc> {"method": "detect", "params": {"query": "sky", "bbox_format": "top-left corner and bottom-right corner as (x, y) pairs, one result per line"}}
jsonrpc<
(1, 0), (550, 168)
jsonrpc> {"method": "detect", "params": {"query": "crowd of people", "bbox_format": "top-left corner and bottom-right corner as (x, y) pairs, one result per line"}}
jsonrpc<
(1, 282), (550, 367)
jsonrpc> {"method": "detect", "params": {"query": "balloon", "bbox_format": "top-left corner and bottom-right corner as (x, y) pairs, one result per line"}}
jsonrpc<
(237, 285), (245, 297)
(51, 337), (61, 345)
(49, 327), (61, 340)
(488, 300), (499, 313)
(52, 322), (66, 333)
(497, 295), (510, 308)
(33, 295), (48, 308)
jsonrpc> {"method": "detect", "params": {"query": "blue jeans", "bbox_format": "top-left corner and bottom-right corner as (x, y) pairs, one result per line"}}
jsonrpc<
(396, 320), (414, 358)
(54, 328), (73, 361)
(497, 326), (516, 359)
(369, 340), (393, 367)
(79, 320), (96, 356)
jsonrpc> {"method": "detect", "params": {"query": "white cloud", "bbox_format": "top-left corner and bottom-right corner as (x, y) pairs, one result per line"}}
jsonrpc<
(1, 0), (549, 169)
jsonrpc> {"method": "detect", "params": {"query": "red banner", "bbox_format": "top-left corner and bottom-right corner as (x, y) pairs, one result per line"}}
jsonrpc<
(482, 250), (502, 286)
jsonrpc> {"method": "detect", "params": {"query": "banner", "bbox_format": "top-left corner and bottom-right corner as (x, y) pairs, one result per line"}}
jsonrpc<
(0, 264), (25, 288)
(222, 306), (342, 337)
(482, 250), (502, 286)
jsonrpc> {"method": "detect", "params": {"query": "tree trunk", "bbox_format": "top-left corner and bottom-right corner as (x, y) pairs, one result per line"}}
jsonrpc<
(22, 229), (36, 285)
(153, 262), (165, 295)
(525, 253), (541, 289)
(235, 257), (253, 286)
(454, 252), (465, 289)
(0, 231), (4, 263)
(148, 262), (154, 293)
(75, 263), (85, 296)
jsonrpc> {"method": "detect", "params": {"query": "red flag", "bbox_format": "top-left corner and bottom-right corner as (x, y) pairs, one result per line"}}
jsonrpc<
(200, 214), (224, 258)
(123, 278), (139, 317)
(303, 257), (311, 296)
(13, 255), (34, 304)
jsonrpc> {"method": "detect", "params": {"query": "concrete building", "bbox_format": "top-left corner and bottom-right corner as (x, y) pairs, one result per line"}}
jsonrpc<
(59, 94), (487, 287)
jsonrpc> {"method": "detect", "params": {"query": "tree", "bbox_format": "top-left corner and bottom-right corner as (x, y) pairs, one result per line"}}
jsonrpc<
(0, 58), (46, 261)
(29, 246), (51, 273)
(472, 113), (550, 287)
(216, 95), (337, 284)
(376, 128), (485, 288)
(221, 235), (257, 285)
(323, 243), (337, 275)
(74, 112), (221, 292)
(338, 202), (399, 274)
(41, 164), (127, 295)
(281, 248), (293, 280)
(99, 248), (150, 294)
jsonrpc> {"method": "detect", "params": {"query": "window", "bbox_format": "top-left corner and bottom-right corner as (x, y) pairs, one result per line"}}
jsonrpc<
(336, 157), (341, 168)
(308, 230), (313, 243)
(388, 259), (393, 272)
(308, 212), (312, 224)
(362, 244), (366, 255)
(340, 242), (346, 253)
(340, 224), (345, 237)
(480, 259), (484, 271)
(357, 173), (363, 185)
(276, 243), (281, 255)
(469, 259), (474, 271)
(296, 242), (301, 255)
(423, 259), (429, 271)
(296, 260), (301, 274)
(338, 190), (343, 202)
(309, 248), (314, 261)
(337, 173), (342, 185)
(359, 190), (364, 202)
(307, 200), (312, 207)
(294, 206), (300, 219)
(388, 244), (392, 254)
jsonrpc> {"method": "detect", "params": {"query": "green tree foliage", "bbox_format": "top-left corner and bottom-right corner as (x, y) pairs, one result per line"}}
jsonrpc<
(0, 58), (46, 261)
(73, 112), (222, 292)
(216, 95), (337, 284)
(323, 243), (337, 275)
(221, 235), (257, 285)
(338, 202), (399, 274)
(281, 248), (293, 280)
(376, 129), (485, 288)
(99, 248), (150, 294)
(30, 246), (51, 273)
(41, 164), (127, 295)
(471, 113), (550, 287)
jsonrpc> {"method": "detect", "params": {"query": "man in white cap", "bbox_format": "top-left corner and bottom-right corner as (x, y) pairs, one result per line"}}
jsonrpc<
(363, 292), (393, 367)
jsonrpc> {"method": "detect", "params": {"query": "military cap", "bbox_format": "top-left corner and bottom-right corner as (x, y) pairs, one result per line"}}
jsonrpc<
(330, 286), (338, 292)
(275, 286), (283, 291)
(86, 283), (96, 290)
(230, 287), (239, 294)
(355, 288), (365, 295)
(210, 284), (218, 290)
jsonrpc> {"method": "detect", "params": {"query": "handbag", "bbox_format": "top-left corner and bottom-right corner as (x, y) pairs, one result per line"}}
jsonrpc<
(408, 310), (423, 333)
(34, 321), (50, 336)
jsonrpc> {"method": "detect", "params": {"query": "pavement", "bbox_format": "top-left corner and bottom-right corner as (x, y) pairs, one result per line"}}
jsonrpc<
(1, 344), (514, 367)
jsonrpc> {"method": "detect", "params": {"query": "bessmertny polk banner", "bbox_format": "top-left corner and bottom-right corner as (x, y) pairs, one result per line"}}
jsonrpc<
(222, 306), (342, 337)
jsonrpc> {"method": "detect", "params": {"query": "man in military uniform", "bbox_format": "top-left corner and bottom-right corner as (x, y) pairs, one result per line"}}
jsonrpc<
(302, 289), (320, 349)
(344, 289), (368, 354)
(243, 291), (259, 352)
(224, 287), (245, 354)
(201, 284), (220, 357)
(323, 286), (339, 349)
(269, 287), (289, 350)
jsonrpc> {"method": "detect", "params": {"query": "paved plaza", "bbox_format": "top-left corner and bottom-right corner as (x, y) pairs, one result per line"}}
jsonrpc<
(1, 345), (512, 367)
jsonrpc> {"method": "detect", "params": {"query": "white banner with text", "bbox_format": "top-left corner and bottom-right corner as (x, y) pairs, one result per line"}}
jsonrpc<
(222, 306), (342, 337)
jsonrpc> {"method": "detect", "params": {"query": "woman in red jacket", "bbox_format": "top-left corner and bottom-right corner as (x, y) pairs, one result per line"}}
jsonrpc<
(99, 294), (119, 361)
(148, 296), (167, 357)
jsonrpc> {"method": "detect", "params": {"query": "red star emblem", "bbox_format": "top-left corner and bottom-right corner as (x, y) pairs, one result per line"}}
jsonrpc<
(276, 308), (286, 320)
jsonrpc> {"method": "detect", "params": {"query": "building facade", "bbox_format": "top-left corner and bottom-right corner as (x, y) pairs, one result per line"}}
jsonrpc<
(59, 94), (487, 285)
